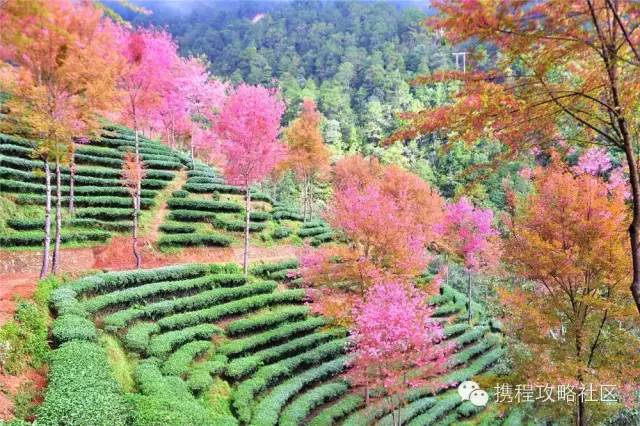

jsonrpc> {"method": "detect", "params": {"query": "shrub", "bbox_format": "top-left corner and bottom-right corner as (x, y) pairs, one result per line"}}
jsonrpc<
(103, 281), (271, 330)
(167, 198), (242, 213)
(378, 397), (436, 426)
(68, 263), (225, 296)
(159, 223), (196, 234)
(147, 324), (223, 358)
(405, 392), (461, 426)
(219, 316), (328, 358)
(128, 361), (221, 426)
(51, 314), (96, 345)
(272, 210), (303, 221)
(158, 233), (232, 248)
(226, 305), (309, 336)
(0, 301), (49, 374)
(271, 226), (291, 239)
(248, 355), (350, 426)
(248, 211), (270, 222)
(225, 329), (344, 380)
(161, 340), (212, 376)
(297, 226), (328, 238)
(37, 340), (130, 426)
(15, 194), (154, 209)
(310, 231), (335, 247)
(249, 259), (299, 278)
(168, 209), (217, 222)
(183, 182), (244, 194)
(76, 208), (132, 221)
(309, 394), (364, 426)
(279, 381), (350, 426)
(157, 289), (306, 331)
(0, 230), (110, 247)
(215, 217), (266, 233)
(124, 323), (160, 353)
(83, 273), (247, 314)
(185, 357), (227, 393)
(171, 190), (189, 199)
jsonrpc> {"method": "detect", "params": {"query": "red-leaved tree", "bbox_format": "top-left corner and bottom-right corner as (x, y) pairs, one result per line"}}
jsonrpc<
(215, 84), (286, 276)
(349, 279), (452, 424)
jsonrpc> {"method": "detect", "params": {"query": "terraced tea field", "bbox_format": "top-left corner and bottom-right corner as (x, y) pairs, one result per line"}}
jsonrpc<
(41, 260), (513, 425)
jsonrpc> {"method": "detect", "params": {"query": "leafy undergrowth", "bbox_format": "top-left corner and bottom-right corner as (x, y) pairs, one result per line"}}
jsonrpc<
(31, 260), (510, 425)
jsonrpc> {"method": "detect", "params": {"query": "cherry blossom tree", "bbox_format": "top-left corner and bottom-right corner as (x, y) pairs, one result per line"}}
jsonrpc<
(121, 152), (145, 268)
(349, 279), (451, 424)
(437, 197), (499, 322)
(215, 84), (285, 276)
(0, 0), (122, 277)
(116, 27), (179, 258)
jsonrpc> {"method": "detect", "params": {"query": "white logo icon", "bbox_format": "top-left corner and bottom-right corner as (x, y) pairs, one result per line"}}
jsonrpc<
(458, 380), (489, 407)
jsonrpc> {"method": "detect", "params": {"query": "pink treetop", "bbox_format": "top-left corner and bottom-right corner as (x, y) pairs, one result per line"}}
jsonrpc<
(214, 84), (286, 187)
(575, 147), (612, 176)
(117, 26), (179, 131)
(349, 280), (451, 394)
(437, 197), (499, 271)
(178, 57), (227, 121)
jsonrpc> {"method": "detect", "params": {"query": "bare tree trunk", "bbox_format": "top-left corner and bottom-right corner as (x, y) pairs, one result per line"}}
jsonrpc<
(39, 159), (52, 279)
(133, 127), (142, 269)
(467, 269), (472, 323)
(576, 392), (586, 426)
(623, 142), (640, 315)
(190, 121), (196, 170)
(52, 160), (62, 273)
(243, 186), (251, 277)
(68, 152), (75, 214)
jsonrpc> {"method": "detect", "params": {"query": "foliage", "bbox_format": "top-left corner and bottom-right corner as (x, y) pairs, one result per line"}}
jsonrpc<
(51, 314), (97, 345)
(0, 301), (49, 374)
(348, 280), (451, 406)
(502, 160), (640, 421)
(38, 340), (131, 426)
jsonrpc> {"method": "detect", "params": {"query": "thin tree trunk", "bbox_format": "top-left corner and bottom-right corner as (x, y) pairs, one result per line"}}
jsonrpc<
(467, 269), (472, 323)
(52, 160), (63, 273)
(133, 127), (142, 269)
(190, 121), (196, 170)
(243, 186), (251, 277)
(68, 152), (75, 214)
(577, 398), (586, 426)
(39, 159), (52, 279)
(623, 142), (640, 315)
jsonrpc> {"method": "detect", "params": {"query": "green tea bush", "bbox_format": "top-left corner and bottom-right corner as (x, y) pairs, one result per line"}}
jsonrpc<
(83, 273), (246, 314)
(75, 208), (132, 221)
(248, 355), (350, 426)
(271, 226), (291, 239)
(248, 211), (270, 222)
(103, 281), (271, 329)
(158, 223), (196, 234)
(297, 226), (328, 238)
(167, 198), (243, 213)
(37, 340), (130, 426)
(249, 259), (299, 278)
(186, 357), (227, 393)
(162, 340), (211, 376)
(0, 301), (49, 374)
(226, 305), (309, 336)
(168, 209), (217, 222)
(51, 314), (97, 345)
(309, 394), (364, 426)
(147, 324), (223, 358)
(279, 381), (350, 426)
(215, 217), (266, 232)
(158, 233), (232, 248)
(124, 323), (160, 353)
(310, 231), (335, 246)
(157, 289), (305, 330)
(225, 329), (343, 380)
(171, 189), (189, 198)
(15, 194), (154, 209)
(219, 316), (328, 358)
(0, 230), (110, 247)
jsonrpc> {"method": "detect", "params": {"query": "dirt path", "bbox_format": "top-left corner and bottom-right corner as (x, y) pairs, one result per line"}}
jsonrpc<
(146, 169), (187, 243)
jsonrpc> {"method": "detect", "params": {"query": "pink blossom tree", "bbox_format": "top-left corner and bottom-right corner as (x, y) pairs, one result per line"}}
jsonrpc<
(178, 57), (226, 167)
(214, 84), (285, 275)
(349, 279), (451, 424)
(117, 27), (180, 266)
(437, 197), (500, 322)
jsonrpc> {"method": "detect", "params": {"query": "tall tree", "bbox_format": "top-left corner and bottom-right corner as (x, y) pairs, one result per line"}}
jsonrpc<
(301, 156), (444, 324)
(117, 26), (179, 267)
(392, 0), (640, 315)
(121, 152), (145, 269)
(502, 158), (640, 425)
(280, 98), (330, 221)
(349, 279), (451, 424)
(0, 0), (121, 277)
(437, 197), (499, 322)
(215, 84), (285, 276)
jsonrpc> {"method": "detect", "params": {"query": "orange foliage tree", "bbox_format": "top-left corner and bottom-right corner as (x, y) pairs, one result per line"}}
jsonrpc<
(0, 0), (122, 277)
(301, 155), (444, 323)
(280, 98), (330, 221)
(391, 0), (640, 316)
(502, 160), (640, 425)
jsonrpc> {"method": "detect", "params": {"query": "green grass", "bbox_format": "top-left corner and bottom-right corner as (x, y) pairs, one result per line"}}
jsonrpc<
(100, 334), (136, 393)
